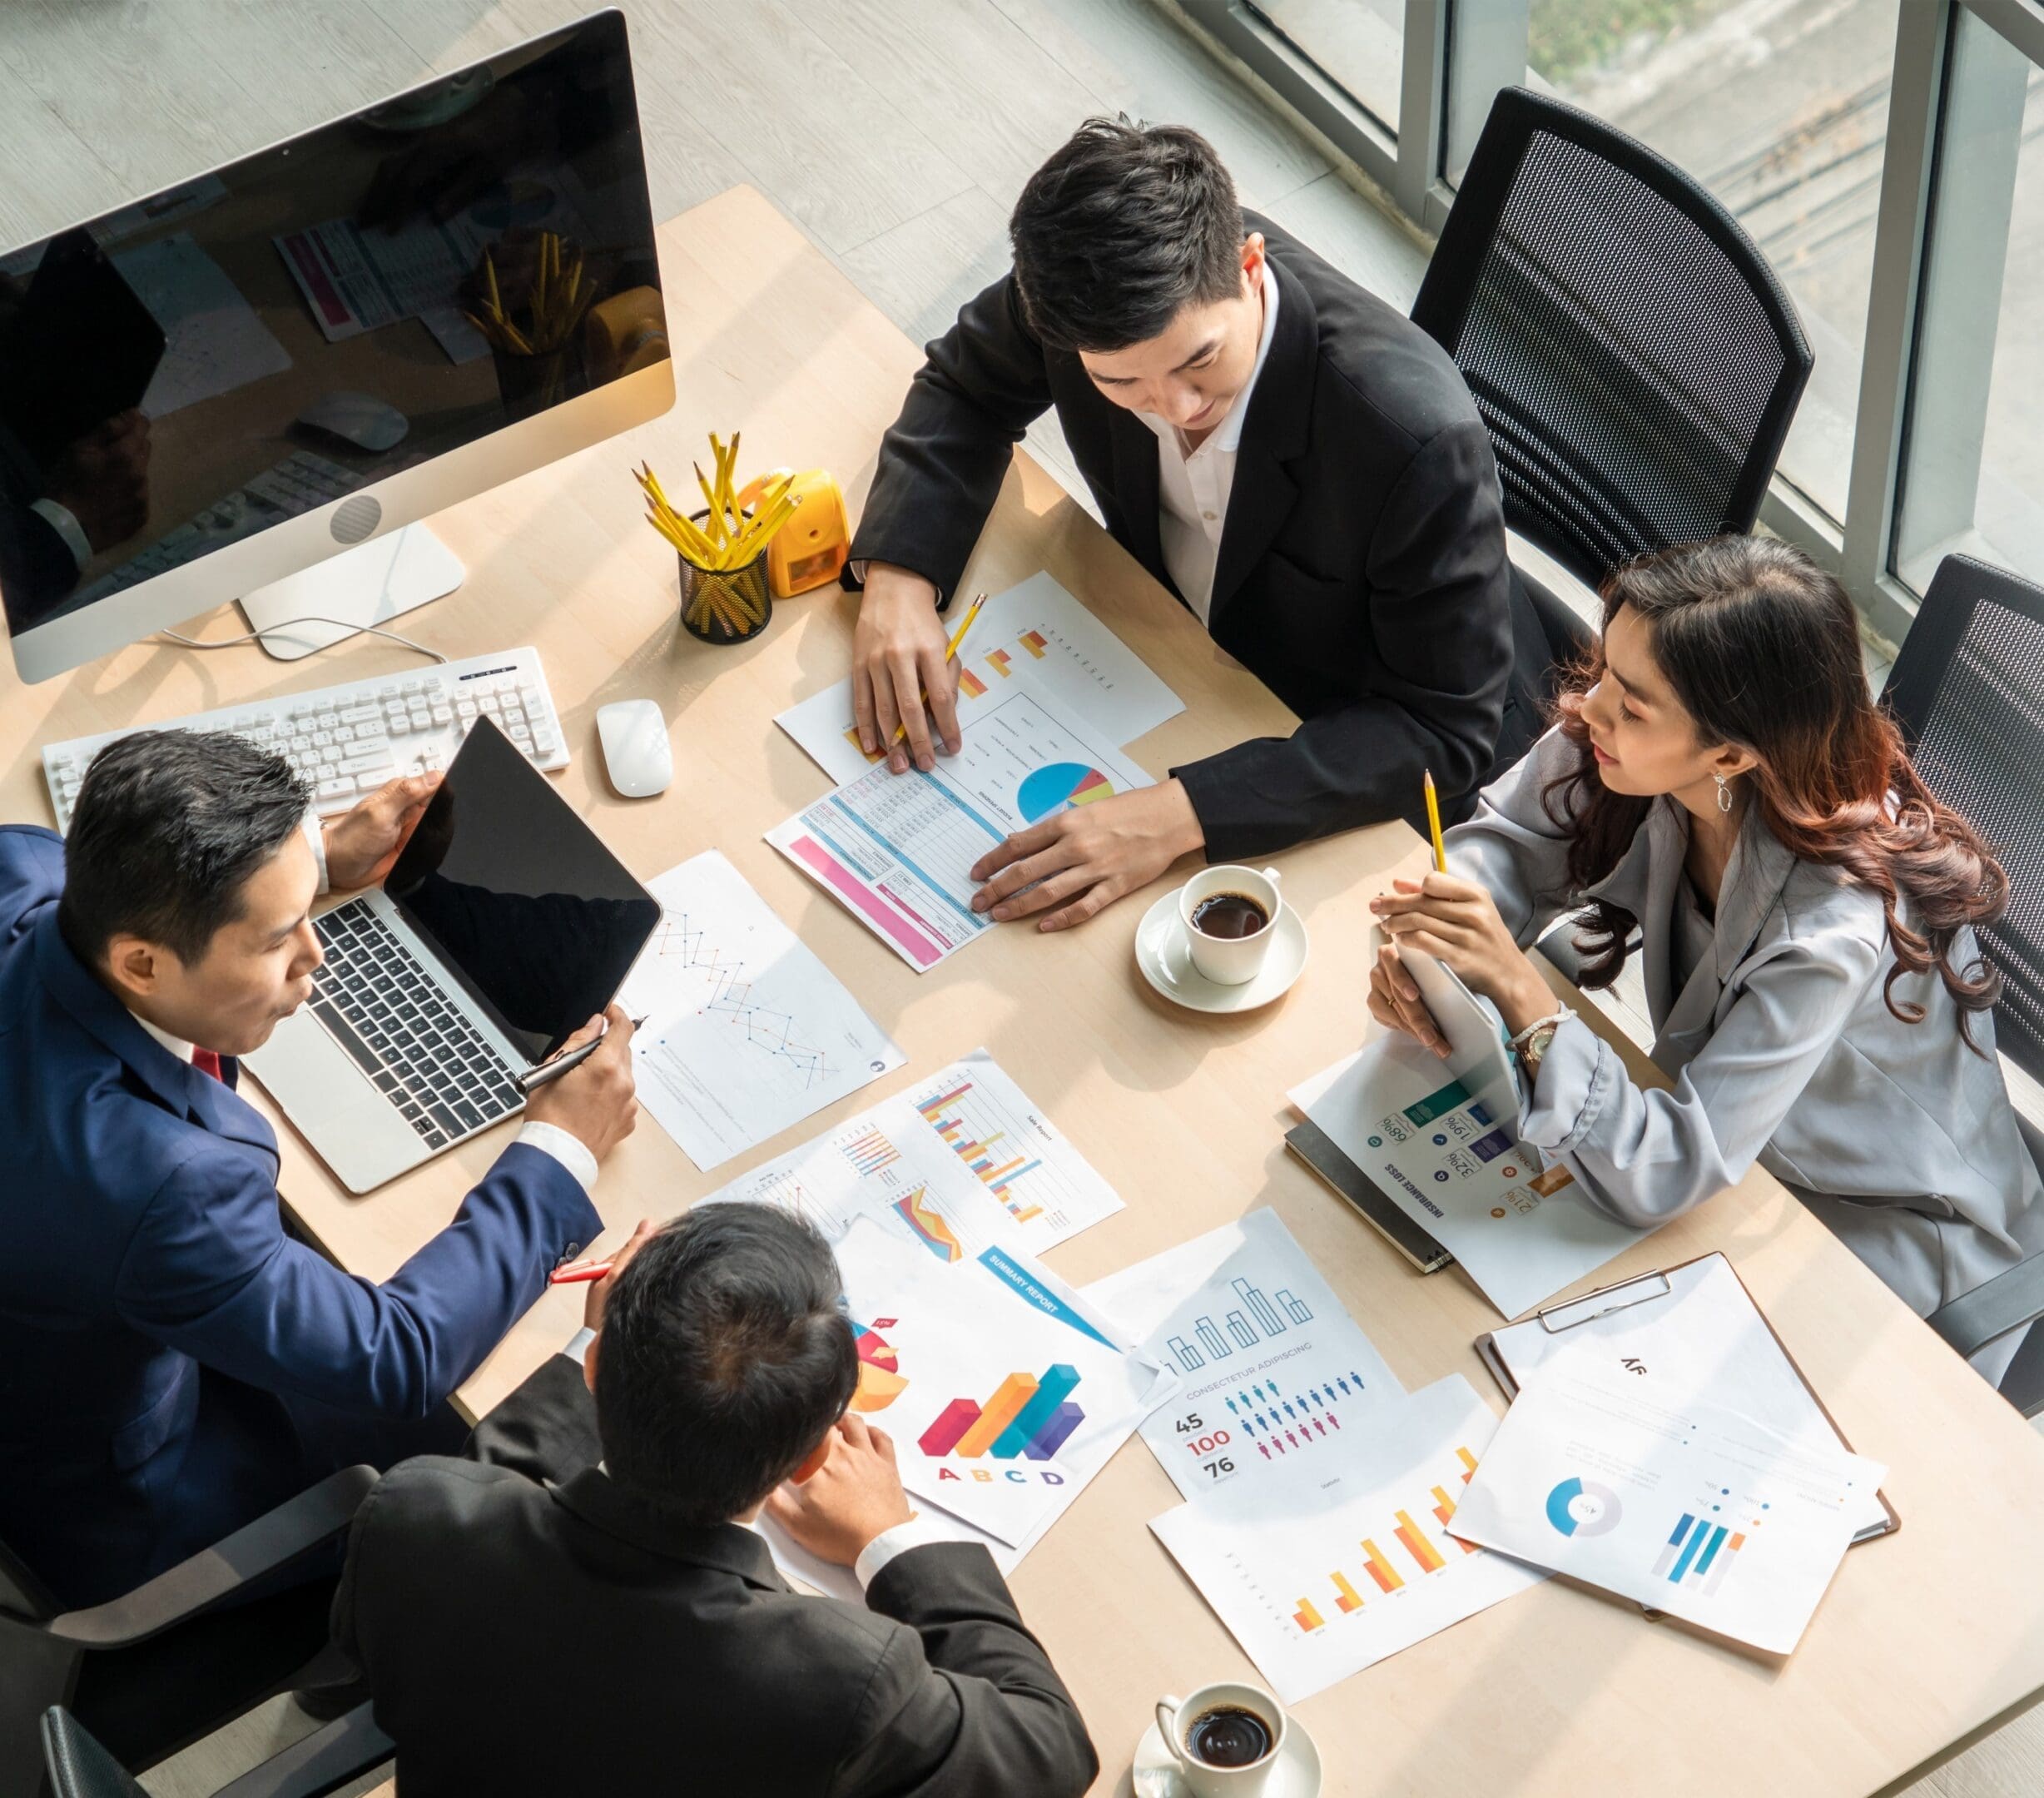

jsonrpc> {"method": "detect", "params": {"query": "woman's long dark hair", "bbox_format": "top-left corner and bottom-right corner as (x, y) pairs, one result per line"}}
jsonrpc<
(1547, 536), (2007, 1044)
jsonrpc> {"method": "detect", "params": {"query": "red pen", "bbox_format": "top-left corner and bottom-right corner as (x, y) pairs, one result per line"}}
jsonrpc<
(548, 1258), (614, 1286)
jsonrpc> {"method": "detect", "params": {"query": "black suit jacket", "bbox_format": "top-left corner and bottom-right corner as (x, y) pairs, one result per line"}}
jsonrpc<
(851, 213), (1545, 857)
(332, 1354), (1099, 1798)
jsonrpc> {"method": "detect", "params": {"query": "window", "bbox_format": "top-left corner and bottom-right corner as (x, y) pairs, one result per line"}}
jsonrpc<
(1523, 0), (1902, 524)
(1249, 0), (1405, 134)
(1893, 9), (2044, 594)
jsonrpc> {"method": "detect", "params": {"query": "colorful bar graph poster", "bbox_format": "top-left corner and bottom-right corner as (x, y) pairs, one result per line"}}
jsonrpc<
(1149, 1378), (1544, 1703)
(774, 572), (1185, 786)
(702, 1050), (1124, 1262)
(768, 690), (1154, 973)
(827, 1217), (1171, 1547)
(1451, 1368), (1883, 1653)
(1082, 1209), (1405, 1503)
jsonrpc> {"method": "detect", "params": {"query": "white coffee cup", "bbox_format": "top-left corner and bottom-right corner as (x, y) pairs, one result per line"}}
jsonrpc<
(1178, 865), (1284, 986)
(1154, 1681), (1288, 1796)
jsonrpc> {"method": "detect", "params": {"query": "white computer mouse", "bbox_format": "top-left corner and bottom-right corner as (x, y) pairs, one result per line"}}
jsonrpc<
(596, 698), (672, 798)
(296, 391), (409, 453)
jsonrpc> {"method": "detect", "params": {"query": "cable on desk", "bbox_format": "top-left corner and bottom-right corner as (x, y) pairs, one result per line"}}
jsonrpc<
(156, 616), (451, 664)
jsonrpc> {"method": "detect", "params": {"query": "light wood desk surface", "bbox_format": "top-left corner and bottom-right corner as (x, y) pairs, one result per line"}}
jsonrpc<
(7, 186), (2043, 1798)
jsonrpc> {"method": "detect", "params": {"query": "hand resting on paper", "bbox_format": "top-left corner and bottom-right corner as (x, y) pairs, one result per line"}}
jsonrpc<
(762, 1413), (915, 1567)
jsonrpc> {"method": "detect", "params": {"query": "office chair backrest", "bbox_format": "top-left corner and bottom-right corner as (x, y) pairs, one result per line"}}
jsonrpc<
(1411, 87), (1813, 591)
(1883, 555), (2044, 1082)
(40, 1710), (146, 1798)
(0, 1534), (57, 1622)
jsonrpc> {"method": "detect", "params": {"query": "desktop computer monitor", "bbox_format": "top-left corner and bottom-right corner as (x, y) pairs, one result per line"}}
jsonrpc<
(0, 8), (673, 683)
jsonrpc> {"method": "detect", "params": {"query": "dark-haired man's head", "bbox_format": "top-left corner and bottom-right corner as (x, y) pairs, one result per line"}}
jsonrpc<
(1010, 118), (1265, 435)
(59, 730), (323, 1055)
(589, 1206), (857, 1527)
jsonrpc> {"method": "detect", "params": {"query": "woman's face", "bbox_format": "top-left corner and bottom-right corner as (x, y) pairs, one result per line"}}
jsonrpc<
(1574, 603), (1751, 802)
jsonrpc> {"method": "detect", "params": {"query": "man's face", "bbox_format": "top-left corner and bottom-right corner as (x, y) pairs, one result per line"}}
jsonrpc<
(1077, 234), (1268, 434)
(107, 831), (325, 1057)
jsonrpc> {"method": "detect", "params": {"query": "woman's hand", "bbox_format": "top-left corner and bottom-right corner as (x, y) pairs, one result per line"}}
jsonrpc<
(1369, 872), (1555, 1036)
(1368, 943), (1449, 1057)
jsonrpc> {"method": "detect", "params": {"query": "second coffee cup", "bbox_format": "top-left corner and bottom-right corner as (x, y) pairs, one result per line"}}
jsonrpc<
(1178, 864), (1284, 986)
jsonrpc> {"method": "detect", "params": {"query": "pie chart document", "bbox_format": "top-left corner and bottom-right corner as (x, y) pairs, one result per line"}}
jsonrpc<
(1451, 1366), (1884, 1653)
(768, 689), (1154, 971)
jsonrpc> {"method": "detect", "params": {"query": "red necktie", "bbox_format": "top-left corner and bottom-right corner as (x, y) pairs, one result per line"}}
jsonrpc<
(192, 1048), (226, 1082)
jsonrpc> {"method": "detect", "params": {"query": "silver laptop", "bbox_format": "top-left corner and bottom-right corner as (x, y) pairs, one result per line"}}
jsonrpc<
(247, 716), (658, 1193)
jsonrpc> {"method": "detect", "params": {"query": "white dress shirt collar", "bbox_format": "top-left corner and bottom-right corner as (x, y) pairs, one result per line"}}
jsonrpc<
(133, 1014), (196, 1064)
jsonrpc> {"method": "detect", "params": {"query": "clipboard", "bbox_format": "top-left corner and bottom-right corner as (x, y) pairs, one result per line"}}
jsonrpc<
(1476, 1252), (1899, 1547)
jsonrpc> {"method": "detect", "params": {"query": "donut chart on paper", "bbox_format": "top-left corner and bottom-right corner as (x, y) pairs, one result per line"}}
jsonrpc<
(1545, 1475), (1623, 1537)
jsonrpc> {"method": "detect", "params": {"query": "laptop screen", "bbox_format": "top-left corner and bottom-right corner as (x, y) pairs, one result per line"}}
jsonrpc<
(384, 716), (659, 1065)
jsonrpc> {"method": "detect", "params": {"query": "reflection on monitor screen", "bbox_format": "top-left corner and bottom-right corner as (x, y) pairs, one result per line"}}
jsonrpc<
(0, 9), (669, 675)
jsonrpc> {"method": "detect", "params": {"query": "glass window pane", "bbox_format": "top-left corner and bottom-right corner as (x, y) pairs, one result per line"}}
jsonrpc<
(1893, 12), (2044, 595)
(1514, 0), (1901, 523)
(1252, 0), (1402, 134)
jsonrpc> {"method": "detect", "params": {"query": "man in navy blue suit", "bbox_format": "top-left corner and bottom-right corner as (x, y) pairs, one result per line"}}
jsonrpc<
(0, 730), (638, 1608)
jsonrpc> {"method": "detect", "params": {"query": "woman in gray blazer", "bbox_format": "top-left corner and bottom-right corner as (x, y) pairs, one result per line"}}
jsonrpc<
(1368, 536), (2044, 1383)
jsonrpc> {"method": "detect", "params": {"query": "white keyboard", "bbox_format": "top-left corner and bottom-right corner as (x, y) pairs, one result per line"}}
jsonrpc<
(42, 646), (568, 832)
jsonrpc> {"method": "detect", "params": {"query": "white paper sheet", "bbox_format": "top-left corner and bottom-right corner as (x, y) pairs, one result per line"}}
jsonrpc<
(1291, 1036), (1650, 1319)
(1149, 1375), (1545, 1703)
(112, 234), (292, 418)
(702, 1050), (1124, 1259)
(776, 572), (1183, 784)
(768, 689), (1154, 971)
(1451, 1367), (1883, 1653)
(614, 852), (901, 1170)
(1083, 1209), (1406, 1503)
(1482, 1254), (1890, 1539)
(822, 1217), (1171, 1546)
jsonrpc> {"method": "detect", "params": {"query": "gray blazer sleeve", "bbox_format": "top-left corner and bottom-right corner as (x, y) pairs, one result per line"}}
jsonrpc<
(1443, 725), (1588, 946)
(1521, 918), (1883, 1228)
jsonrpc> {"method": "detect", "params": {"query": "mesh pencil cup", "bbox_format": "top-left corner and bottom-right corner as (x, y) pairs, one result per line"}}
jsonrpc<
(677, 509), (772, 644)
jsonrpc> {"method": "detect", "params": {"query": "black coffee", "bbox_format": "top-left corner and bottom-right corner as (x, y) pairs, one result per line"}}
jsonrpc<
(1190, 892), (1269, 940)
(1186, 1705), (1273, 1769)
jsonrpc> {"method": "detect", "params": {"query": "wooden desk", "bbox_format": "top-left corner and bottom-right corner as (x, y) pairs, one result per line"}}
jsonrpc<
(7, 187), (2042, 1798)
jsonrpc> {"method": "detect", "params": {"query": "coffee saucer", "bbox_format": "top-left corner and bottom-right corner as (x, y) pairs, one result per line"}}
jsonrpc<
(1134, 892), (1308, 1013)
(1133, 1716), (1322, 1796)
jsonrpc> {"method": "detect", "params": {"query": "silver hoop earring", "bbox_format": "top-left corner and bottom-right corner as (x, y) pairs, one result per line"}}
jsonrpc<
(1714, 773), (1733, 814)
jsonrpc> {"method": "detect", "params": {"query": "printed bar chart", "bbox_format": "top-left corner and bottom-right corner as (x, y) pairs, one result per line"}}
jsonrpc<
(839, 1125), (900, 1177)
(957, 667), (987, 699)
(1020, 629), (1049, 657)
(920, 1363), (1089, 1462)
(915, 1079), (1046, 1224)
(1394, 1509), (1447, 1573)
(1293, 1598), (1325, 1632)
(1331, 1572), (1366, 1615)
(991, 1364), (1081, 1458)
(1361, 1538), (1404, 1593)
(1652, 1512), (1750, 1596)
(1402, 1076), (1473, 1127)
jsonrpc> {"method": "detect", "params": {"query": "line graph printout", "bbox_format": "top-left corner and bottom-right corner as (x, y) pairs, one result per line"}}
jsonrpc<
(1084, 1209), (1405, 1502)
(776, 572), (1184, 784)
(702, 1050), (1124, 1258)
(617, 852), (903, 1170)
(768, 691), (1153, 971)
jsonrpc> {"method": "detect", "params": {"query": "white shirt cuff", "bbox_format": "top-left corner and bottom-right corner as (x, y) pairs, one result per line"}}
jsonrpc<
(853, 1512), (963, 1590)
(301, 810), (330, 895)
(515, 1120), (599, 1194)
(563, 1326), (597, 1366)
(29, 498), (92, 572)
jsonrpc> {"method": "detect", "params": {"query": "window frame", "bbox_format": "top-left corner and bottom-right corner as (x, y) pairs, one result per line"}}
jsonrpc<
(1178, 0), (2035, 651)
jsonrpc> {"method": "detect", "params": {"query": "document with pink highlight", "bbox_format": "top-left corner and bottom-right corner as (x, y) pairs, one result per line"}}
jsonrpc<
(766, 689), (1153, 971)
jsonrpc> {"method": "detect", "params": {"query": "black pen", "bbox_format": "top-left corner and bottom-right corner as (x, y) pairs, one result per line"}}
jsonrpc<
(517, 1015), (647, 1093)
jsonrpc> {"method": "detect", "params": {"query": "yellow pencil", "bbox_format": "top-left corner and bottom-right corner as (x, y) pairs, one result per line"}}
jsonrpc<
(890, 592), (988, 747)
(1423, 768), (1446, 875)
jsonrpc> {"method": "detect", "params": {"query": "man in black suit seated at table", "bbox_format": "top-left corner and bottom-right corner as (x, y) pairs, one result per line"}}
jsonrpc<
(332, 1204), (1099, 1798)
(849, 117), (1546, 930)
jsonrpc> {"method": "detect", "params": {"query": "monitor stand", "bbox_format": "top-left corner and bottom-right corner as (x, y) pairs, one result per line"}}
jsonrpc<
(238, 524), (464, 662)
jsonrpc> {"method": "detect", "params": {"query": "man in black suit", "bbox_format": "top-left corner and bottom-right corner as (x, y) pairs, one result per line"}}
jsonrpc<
(849, 117), (1544, 928)
(332, 1205), (1099, 1798)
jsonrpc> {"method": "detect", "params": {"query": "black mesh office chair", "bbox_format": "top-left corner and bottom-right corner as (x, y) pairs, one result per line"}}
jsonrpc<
(1, 1467), (375, 1797)
(41, 1702), (390, 1798)
(1411, 86), (1813, 604)
(1883, 554), (2044, 1414)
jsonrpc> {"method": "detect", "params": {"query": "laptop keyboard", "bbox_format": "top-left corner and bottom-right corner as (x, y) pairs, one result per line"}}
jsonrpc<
(306, 899), (523, 1150)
